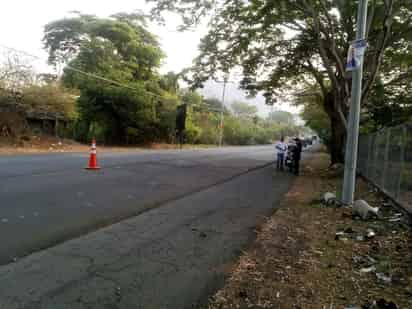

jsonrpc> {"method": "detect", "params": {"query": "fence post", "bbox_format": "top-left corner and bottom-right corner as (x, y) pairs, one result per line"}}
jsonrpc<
(366, 135), (373, 179)
(373, 133), (379, 181)
(396, 126), (407, 200)
(381, 128), (391, 189)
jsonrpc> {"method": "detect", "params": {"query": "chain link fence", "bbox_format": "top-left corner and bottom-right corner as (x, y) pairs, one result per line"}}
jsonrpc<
(358, 122), (412, 212)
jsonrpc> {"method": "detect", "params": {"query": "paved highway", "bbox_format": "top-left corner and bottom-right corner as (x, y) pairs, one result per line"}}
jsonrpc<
(0, 145), (297, 308)
(0, 146), (288, 264)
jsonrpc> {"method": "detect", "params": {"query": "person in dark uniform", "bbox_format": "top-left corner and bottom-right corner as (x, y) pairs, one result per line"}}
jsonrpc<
(292, 137), (303, 175)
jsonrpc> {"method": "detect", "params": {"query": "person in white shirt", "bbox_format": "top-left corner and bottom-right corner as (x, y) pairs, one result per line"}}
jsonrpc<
(275, 137), (287, 170)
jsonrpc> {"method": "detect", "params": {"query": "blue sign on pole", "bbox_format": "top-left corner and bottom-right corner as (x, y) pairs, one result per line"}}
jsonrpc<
(346, 39), (367, 71)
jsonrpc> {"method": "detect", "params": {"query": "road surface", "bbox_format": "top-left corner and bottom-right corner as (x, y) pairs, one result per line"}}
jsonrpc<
(0, 145), (297, 308)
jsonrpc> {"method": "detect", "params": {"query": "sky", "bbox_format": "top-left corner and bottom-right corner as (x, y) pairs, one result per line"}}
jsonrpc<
(0, 0), (202, 73)
(0, 0), (297, 116)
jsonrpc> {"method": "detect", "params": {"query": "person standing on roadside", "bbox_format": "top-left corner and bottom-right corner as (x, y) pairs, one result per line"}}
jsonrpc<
(292, 137), (303, 175)
(275, 137), (287, 170)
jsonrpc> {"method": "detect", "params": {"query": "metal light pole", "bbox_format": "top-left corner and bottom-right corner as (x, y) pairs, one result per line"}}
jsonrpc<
(342, 0), (369, 205)
(219, 77), (228, 147)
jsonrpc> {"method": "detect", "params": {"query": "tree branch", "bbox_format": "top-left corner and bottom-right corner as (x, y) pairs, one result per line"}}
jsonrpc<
(318, 0), (347, 93)
(366, 0), (377, 39)
(384, 68), (412, 87)
(304, 60), (327, 96)
(300, 0), (341, 96)
(362, 0), (394, 100)
(336, 99), (348, 130)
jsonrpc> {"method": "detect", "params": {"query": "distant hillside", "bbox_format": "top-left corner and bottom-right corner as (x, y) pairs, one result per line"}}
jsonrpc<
(197, 80), (272, 117)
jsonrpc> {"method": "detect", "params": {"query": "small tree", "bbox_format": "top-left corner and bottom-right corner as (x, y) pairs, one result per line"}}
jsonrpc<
(21, 84), (77, 119)
(0, 49), (35, 96)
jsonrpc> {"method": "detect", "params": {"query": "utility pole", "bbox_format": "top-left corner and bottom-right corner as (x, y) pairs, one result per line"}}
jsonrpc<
(219, 77), (228, 147)
(342, 0), (369, 205)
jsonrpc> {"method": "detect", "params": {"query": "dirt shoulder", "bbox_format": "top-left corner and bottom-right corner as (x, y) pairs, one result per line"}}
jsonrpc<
(0, 135), (215, 155)
(208, 149), (412, 309)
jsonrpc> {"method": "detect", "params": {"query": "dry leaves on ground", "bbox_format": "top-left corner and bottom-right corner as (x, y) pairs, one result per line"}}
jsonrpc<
(208, 150), (412, 309)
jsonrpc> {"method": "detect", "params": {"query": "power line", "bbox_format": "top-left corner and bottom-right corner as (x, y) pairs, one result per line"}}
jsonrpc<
(0, 43), (225, 114)
(0, 43), (44, 60)
(64, 65), (162, 99)
(0, 43), (165, 100)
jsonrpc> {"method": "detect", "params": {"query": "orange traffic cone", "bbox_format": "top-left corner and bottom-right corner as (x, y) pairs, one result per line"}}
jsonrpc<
(85, 139), (100, 170)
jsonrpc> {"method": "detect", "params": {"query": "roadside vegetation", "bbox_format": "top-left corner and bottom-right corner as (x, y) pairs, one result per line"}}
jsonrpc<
(0, 1), (411, 308)
(149, 0), (412, 163)
(0, 2), (411, 158)
(208, 149), (412, 309)
(0, 13), (305, 149)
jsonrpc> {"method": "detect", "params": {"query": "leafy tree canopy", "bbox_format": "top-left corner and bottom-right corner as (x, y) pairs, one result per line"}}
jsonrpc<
(159, 71), (181, 93)
(43, 12), (170, 143)
(298, 87), (331, 145)
(147, 0), (412, 163)
(44, 12), (163, 74)
(21, 84), (77, 119)
(267, 110), (294, 125)
(231, 101), (258, 119)
(203, 97), (230, 113)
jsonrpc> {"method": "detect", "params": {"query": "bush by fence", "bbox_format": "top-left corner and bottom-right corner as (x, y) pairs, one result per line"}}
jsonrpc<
(358, 122), (412, 212)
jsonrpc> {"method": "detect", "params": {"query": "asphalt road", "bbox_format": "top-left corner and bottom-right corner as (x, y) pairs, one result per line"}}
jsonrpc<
(0, 146), (292, 265)
(0, 145), (300, 308)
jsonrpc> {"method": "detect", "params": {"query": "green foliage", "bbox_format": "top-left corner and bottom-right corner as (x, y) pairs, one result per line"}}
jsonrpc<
(362, 78), (412, 132)
(44, 12), (163, 73)
(87, 121), (106, 143)
(267, 110), (294, 125)
(299, 90), (331, 146)
(223, 115), (254, 145)
(159, 72), (180, 93)
(190, 102), (220, 144)
(73, 119), (90, 142)
(180, 90), (202, 106)
(185, 120), (202, 144)
(43, 12), (170, 144)
(153, 93), (180, 142)
(174, 93), (303, 146)
(221, 115), (297, 146)
(125, 127), (140, 144)
(147, 0), (412, 162)
(203, 97), (226, 112)
(21, 84), (77, 119)
(231, 101), (257, 119)
(77, 85), (151, 143)
(39, 11), (308, 146)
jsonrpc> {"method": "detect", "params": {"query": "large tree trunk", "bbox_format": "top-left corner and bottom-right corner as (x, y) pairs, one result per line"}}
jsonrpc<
(324, 92), (346, 165)
(329, 112), (346, 164)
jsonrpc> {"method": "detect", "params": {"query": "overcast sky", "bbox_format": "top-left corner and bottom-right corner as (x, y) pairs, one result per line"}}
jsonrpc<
(0, 0), (205, 73)
(0, 0), (298, 116)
